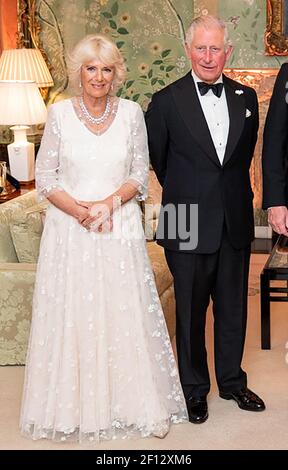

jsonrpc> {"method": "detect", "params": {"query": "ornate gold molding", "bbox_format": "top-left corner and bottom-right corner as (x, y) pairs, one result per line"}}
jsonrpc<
(16, 0), (42, 49)
(16, 0), (52, 100)
(224, 68), (279, 102)
(265, 0), (288, 55)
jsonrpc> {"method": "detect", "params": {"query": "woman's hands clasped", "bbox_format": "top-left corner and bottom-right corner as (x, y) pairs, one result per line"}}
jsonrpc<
(76, 198), (114, 233)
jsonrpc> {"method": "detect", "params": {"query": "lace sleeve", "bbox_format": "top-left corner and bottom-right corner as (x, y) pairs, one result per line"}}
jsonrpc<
(126, 103), (149, 201)
(35, 104), (63, 198)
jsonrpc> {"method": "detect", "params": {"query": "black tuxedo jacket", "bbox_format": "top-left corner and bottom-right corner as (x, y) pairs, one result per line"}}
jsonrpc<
(145, 72), (259, 253)
(262, 63), (288, 209)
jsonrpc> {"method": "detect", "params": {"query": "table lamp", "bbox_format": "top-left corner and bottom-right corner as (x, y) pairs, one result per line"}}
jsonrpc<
(0, 80), (47, 182)
(0, 48), (54, 88)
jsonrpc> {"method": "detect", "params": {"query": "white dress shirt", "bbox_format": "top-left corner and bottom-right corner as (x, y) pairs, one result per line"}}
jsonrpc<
(192, 71), (230, 165)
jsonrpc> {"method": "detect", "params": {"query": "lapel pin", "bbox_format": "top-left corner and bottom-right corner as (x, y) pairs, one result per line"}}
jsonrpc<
(235, 89), (243, 95)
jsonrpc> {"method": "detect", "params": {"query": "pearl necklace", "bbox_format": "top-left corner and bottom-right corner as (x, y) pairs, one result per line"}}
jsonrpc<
(79, 96), (111, 125)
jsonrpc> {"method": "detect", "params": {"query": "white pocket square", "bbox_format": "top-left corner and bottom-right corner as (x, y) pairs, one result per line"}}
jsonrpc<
(246, 108), (251, 118)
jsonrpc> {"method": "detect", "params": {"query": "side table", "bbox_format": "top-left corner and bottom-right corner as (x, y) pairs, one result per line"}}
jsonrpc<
(0, 181), (35, 203)
(260, 235), (288, 349)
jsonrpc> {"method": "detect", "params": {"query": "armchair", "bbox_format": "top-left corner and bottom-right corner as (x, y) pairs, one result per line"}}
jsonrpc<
(0, 191), (37, 365)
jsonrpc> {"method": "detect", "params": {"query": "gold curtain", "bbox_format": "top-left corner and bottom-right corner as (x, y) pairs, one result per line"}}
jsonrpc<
(0, 0), (18, 53)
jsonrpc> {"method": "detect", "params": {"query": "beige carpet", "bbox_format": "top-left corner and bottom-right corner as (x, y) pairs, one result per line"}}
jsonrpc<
(1, 254), (288, 450)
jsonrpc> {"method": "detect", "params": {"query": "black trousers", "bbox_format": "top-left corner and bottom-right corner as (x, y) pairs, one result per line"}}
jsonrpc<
(165, 229), (251, 398)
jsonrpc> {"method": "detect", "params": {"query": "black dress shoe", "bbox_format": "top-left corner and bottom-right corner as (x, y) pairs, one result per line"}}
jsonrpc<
(219, 387), (265, 411)
(186, 396), (208, 424)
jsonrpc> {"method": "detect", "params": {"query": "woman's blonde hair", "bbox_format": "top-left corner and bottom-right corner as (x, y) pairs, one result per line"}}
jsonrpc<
(67, 34), (127, 94)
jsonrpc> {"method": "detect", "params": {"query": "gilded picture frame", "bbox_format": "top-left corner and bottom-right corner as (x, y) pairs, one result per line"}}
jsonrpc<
(265, 0), (288, 55)
(16, 0), (41, 48)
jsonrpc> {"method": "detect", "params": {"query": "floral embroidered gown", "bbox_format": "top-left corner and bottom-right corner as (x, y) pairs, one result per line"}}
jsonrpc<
(20, 97), (188, 443)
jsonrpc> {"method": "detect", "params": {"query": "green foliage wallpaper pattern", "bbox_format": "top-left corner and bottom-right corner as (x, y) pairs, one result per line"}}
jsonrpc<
(38, 0), (194, 106)
(32, 0), (287, 107)
(178, 0), (285, 69)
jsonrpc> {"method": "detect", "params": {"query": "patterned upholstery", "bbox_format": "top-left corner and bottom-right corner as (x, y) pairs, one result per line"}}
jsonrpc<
(9, 210), (43, 263)
(0, 191), (38, 365)
(0, 264), (36, 365)
(0, 179), (175, 365)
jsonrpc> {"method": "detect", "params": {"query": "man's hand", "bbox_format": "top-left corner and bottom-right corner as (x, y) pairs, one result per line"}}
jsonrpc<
(268, 206), (288, 236)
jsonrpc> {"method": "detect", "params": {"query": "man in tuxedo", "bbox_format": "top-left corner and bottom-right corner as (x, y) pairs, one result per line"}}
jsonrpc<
(145, 15), (265, 424)
(262, 64), (288, 236)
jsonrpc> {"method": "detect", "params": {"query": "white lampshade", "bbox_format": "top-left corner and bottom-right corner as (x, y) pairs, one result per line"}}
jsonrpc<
(0, 80), (47, 182)
(0, 80), (47, 125)
(0, 48), (54, 87)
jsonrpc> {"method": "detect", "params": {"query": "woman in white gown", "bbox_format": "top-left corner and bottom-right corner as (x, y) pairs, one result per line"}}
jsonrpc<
(20, 34), (187, 444)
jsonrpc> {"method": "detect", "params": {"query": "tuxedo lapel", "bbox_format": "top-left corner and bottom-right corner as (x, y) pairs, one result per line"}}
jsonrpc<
(171, 72), (221, 167)
(222, 75), (246, 165)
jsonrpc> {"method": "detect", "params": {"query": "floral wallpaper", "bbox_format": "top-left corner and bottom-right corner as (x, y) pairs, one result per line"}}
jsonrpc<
(34, 0), (286, 106)
(37, 0), (194, 106)
(195, 0), (285, 68)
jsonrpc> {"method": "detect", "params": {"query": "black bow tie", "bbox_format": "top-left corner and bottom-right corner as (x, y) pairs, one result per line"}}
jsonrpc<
(197, 81), (224, 98)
